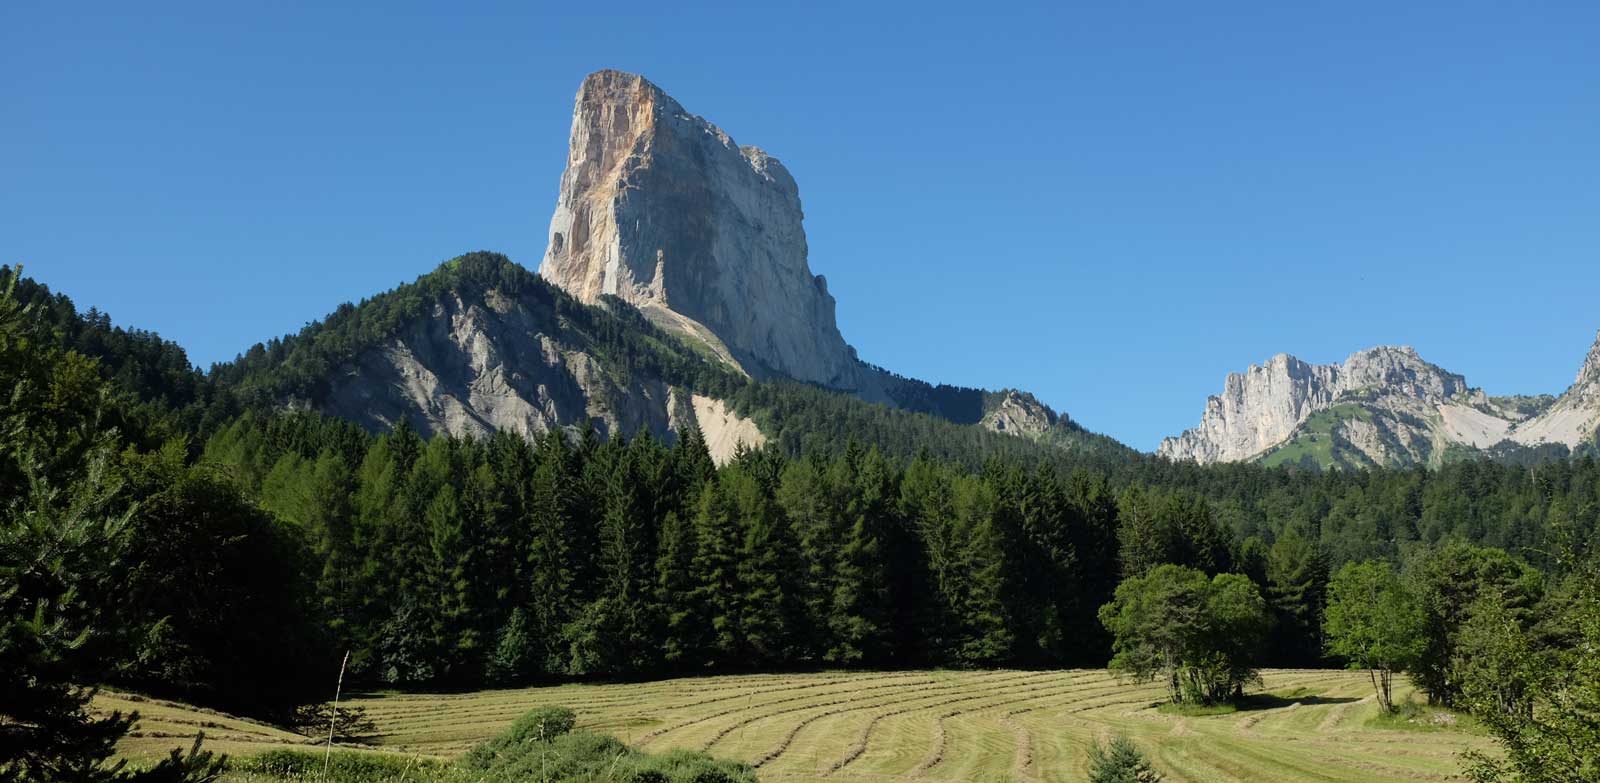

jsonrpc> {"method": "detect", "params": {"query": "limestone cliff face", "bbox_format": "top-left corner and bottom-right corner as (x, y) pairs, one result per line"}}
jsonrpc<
(1511, 331), (1600, 449)
(1157, 354), (1342, 464)
(540, 70), (873, 395)
(303, 263), (764, 464)
(1160, 336), (1600, 467)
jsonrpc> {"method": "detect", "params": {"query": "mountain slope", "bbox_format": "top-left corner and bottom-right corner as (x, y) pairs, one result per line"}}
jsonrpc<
(212, 253), (760, 462)
(1161, 336), (1600, 468)
(213, 252), (1132, 465)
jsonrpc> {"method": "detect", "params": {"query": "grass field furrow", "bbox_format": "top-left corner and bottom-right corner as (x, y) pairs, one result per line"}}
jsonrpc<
(110, 669), (1497, 782)
(358, 673), (833, 725)
(701, 671), (1052, 757)
(818, 672), (1111, 776)
(908, 675), (1186, 780)
(745, 671), (1087, 771)
(637, 674), (947, 746)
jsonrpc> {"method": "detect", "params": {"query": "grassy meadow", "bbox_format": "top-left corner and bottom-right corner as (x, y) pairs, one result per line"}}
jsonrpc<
(107, 669), (1493, 783)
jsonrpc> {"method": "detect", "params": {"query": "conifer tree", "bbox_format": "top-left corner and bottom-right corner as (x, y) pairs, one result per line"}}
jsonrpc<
(828, 447), (895, 665)
(655, 509), (706, 670)
(1266, 529), (1328, 664)
(525, 430), (577, 675)
(733, 467), (801, 665)
(690, 472), (743, 666)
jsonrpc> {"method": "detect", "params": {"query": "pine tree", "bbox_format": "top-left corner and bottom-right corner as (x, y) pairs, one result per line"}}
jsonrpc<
(953, 474), (1015, 665)
(777, 455), (838, 662)
(828, 447), (894, 665)
(568, 441), (659, 675)
(655, 509), (706, 670)
(899, 455), (961, 661)
(691, 471), (745, 667)
(525, 430), (577, 675)
(485, 607), (535, 686)
(733, 467), (801, 665)
(1266, 529), (1328, 665)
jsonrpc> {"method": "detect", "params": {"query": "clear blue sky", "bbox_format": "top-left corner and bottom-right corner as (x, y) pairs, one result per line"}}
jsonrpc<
(5, 2), (1598, 451)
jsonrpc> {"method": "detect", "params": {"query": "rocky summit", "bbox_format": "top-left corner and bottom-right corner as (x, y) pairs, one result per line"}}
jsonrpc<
(539, 70), (879, 397)
(1160, 333), (1600, 468)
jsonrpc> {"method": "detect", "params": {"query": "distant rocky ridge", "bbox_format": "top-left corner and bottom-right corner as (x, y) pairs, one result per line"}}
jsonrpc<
(1160, 334), (1600, 468)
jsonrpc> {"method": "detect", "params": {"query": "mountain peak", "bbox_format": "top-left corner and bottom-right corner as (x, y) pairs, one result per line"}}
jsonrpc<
(1577, 329), (1600, 387)
(1340, 344), (1466, 401)
(539, 69), (868, 392)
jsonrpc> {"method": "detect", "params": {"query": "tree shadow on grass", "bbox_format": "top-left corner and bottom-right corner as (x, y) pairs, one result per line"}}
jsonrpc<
(1235, 692), (1360, 712)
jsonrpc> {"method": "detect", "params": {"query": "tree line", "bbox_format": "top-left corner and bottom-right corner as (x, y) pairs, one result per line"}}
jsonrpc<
(4, 261), (1599, 782)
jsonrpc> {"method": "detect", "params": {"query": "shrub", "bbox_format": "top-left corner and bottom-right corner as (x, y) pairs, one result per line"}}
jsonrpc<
(453, 706), (755, 783)
(457, 706), (577, 771)
(232, 749), (441, 783)
(1087, 735), (1163, 783)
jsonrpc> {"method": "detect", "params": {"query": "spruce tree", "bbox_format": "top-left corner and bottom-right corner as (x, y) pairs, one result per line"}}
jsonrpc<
(691, 472), (744, 666)
(525, 430), (577, 675)
(1266, 529), (1328, 665)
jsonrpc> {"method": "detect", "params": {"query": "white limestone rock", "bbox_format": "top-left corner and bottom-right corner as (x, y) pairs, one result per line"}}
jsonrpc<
(1157, 342), (1583, 466)
(310, 278), (760, 464)
(539, 70), (882, 397)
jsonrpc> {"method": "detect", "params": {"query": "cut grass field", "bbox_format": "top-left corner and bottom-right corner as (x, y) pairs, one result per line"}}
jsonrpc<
(106, 669), (1495, 783)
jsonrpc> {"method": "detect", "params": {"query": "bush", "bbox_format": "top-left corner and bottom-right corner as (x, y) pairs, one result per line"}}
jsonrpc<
(1087, 735), (1163, 783)
(233, 749), (441, 783)
(456, 706), (577, 771)
(453, 706), (755, 783)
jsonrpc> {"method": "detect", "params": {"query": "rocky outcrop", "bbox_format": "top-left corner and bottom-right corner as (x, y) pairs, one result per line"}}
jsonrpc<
(1161, 335), (1600, 467)
(670, 390), (766, 463)
(980, 390), (1060, 438)
(539, 70), (881, 397)
(1158, 353), (1343, 464)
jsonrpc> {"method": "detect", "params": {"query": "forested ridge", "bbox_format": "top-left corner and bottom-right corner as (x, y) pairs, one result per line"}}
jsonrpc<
(4, 260), (1598, 781)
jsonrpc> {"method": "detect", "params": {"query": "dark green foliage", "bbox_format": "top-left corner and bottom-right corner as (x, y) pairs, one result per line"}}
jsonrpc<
(1086, 735), (1163, 783)
(110, 445), (325, 714)
(1460, 567), (1600, 783)
(0, 453), (141, 783)
(1116, 486), (1232, 579)
(485, 608), (536, 686)
(1406, 542), (1543, 706)
(457, 706), (577, 771)
(1265, 529), (1328, 665)
(9, 256), (1600, 779)
(0, 265), (224, 439)
(1323, 560), (1425, 712)
(233, 749), (442, 783)
(0, 268), (228, 783)
(1098, 565), (1272, 704)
